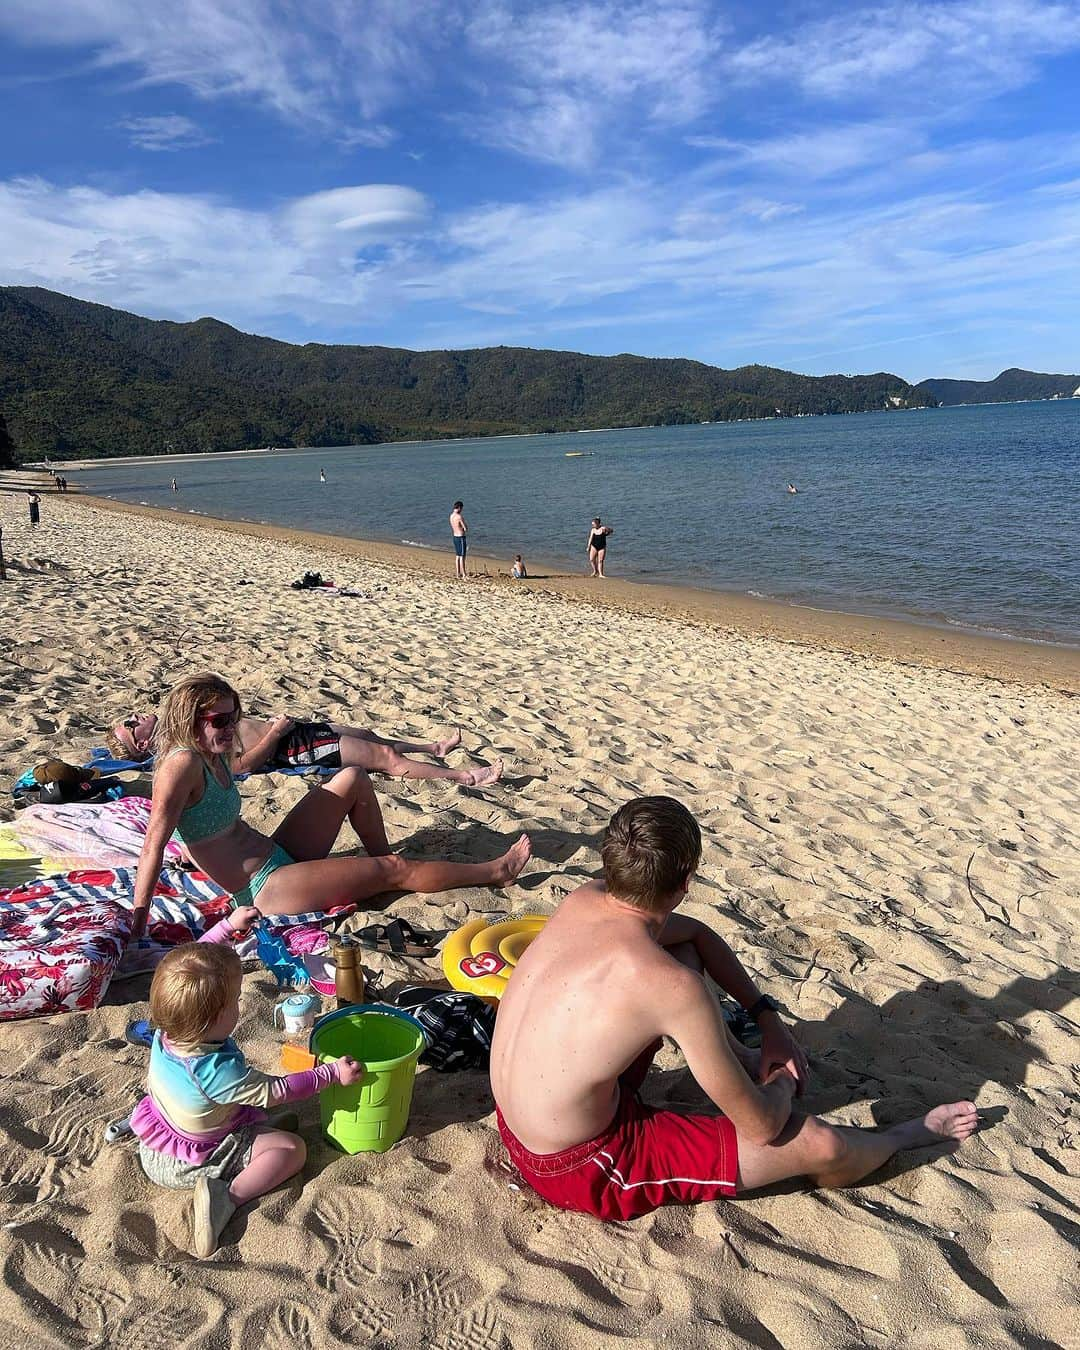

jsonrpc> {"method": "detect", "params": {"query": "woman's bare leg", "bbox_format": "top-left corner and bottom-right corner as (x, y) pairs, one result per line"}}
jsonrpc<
(331, 723), (462, 758)
(253, 834), (532, 916)
(588, 547), (599, 577)
(337, 735), (502, 787)
(596, 547), (606, 578)
(272, 766), (391, 860)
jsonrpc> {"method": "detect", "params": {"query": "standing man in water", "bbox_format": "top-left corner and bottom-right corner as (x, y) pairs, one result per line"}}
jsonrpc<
(450, 500), (468, 580)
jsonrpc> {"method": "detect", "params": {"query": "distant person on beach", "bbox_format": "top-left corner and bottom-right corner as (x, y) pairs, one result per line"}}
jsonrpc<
(320, 468), (327, 483)
(27, 491), (41, 525)
(450, 500), (468, 579)
(787, 483), (798, 494)
(130, 673), (529, 938)
(171, 478), (178, 492)
(510, 554), (527, 579)
(109, 707), (503, 787)
(491, 796), (979, 1222)
(588, 516), (613, 577)
(60, 476), (68, 493)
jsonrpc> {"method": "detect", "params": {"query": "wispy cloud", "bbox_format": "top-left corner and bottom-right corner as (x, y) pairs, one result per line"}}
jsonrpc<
(726, 0), (1080, 104)
(0, 0), (449, 129)
(116, 113), (211, 151)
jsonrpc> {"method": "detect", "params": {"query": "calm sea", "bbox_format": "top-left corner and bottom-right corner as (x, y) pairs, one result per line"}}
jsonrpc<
(74, 400), (1080, 645)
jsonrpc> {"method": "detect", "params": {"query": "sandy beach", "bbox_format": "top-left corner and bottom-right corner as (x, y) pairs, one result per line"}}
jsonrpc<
(0, 479), (1076, 1347)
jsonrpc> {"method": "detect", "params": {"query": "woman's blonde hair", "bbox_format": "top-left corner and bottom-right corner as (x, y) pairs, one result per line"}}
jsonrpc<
(149, 941), (240, 1045)
(154, 673), (240, 764)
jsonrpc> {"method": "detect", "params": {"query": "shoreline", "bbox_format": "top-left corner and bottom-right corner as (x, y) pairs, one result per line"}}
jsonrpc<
(64, 488), (1080, 693)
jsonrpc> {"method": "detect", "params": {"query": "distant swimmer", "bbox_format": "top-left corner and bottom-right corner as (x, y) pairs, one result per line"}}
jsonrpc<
(171, 477), (178, 492)
(320, 468), (327, 483)
(787, 483), (798, 494)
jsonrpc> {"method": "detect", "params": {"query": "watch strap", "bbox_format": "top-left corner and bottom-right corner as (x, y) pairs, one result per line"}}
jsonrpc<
(746, 994), (779, 1022)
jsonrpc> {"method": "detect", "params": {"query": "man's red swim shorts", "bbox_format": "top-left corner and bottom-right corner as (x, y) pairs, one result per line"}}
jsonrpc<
(496, 1091), (739, 1221)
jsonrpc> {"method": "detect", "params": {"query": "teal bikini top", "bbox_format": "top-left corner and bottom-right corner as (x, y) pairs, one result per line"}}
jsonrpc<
(170, 752), (242, 845)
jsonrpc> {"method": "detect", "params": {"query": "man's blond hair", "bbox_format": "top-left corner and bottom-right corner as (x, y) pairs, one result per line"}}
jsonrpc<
(600, 796), (701, 912)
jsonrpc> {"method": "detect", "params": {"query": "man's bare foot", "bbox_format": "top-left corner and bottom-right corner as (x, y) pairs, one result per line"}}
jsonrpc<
(463, 759), (503, 788)
(493, 833), (532, 885)
(888, 1101), (979, 1152)
(433, 728), (462, 757)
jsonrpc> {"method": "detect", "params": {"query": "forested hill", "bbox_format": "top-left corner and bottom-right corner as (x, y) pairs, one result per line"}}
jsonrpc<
(915, 368), (1080, 405)
(1, 286), (935, 460)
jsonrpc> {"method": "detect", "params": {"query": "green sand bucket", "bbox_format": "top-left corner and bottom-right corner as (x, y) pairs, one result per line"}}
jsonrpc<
(311, 1007), (426, 1154)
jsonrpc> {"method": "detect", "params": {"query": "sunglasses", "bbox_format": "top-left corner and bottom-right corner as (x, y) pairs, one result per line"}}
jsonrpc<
(200, 710), (240, 730)
(122, 716), (140, 731)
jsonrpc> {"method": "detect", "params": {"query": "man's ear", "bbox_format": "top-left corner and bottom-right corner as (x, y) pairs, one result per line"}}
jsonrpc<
(678, 872), (694, 897)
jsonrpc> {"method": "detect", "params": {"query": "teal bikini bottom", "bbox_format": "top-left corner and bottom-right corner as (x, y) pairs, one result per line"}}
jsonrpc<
(232, 842), (294, 907)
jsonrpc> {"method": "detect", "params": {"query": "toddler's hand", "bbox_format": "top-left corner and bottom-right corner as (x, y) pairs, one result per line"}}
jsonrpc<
(336, 1056), (363, 1086)
(228, 905), (260, 933)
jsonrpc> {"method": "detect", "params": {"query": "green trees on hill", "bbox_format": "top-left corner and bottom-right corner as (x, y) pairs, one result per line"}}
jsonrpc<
(0, 410), (15, 468)
(0, 286), (938, 461)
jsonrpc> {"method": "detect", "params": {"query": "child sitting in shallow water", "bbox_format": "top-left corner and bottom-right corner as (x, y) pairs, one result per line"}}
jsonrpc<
(510, 554), (527, 579)
(130, 907), (361, 1257)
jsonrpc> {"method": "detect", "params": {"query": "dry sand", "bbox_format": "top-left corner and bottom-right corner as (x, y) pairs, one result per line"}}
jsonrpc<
(0, 480), (1077, 1348)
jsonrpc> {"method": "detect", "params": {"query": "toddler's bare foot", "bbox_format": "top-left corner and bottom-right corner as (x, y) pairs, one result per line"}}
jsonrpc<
(493, 833), (532, 885)
(464, 760), (503, 788)
(433, 728), (462, 757)
(888, 1101), (979, 1152)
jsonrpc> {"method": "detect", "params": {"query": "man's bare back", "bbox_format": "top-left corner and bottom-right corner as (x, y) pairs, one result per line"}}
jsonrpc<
(493, 882), (684, 1153)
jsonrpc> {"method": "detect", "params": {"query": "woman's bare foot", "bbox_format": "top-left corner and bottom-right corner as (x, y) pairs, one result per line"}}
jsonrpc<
(493, 833), (532, 885)
(463, 760), (503, 788)
(888, 1101), (980, 1152)
(433, 728), (462, 757)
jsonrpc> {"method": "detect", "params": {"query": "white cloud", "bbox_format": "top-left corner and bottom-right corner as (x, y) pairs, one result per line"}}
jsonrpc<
(282, 185), (430, 249)
(116, 113), (211, 151)
(463, 1), (723, 166)
(727, 0), (1080, 104)
(0, 176), (433, 323)
(0, 0), (449, 128)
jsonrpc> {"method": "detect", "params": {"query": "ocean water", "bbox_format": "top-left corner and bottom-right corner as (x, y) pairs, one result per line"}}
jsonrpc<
(74, 399), (1080, 645)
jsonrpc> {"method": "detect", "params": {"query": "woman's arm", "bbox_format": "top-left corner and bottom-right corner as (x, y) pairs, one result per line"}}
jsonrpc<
(130, 752), (199, 939)
(232, 715), (293, 774)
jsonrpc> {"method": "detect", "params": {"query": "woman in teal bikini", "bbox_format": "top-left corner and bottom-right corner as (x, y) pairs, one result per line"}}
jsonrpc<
(130, 673), (531, 939)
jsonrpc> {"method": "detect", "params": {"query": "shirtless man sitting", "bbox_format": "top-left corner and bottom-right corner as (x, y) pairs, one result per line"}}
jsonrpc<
(109, 710), (502, 788)
(491, 796), (979, 1220)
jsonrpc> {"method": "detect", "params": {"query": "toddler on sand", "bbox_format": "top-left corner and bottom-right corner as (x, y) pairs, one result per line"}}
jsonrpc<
(130, 908), (361, 1256)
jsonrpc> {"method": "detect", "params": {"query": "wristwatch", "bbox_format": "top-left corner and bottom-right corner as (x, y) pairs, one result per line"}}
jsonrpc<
(745, 994), (781, 1022)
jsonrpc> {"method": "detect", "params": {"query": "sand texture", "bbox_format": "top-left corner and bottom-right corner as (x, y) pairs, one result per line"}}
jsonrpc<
(0, 486), (1077, 1348)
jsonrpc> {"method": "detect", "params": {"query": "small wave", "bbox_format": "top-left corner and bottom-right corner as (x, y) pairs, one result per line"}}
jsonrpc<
(400, 538), (434, 548)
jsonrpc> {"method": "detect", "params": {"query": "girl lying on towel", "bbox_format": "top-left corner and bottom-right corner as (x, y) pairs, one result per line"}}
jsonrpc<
(130, 673), (530, 939)
(110, 706), (502, 787)
(132, 916), (361, 1256)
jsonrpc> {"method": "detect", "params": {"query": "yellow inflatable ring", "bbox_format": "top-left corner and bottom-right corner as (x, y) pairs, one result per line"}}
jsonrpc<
(443, 915), (548, 1002)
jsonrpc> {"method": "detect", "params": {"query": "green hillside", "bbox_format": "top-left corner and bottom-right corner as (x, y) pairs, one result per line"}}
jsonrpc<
(1, 286), (935, 460)
(915, 368), (1080, 405)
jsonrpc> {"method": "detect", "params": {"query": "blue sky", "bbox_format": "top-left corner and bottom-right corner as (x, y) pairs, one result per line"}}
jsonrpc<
(1, 1), (1078, 381)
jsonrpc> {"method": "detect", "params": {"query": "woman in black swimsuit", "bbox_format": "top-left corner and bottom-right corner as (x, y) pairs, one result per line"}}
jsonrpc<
(587, 516), (614, 578)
